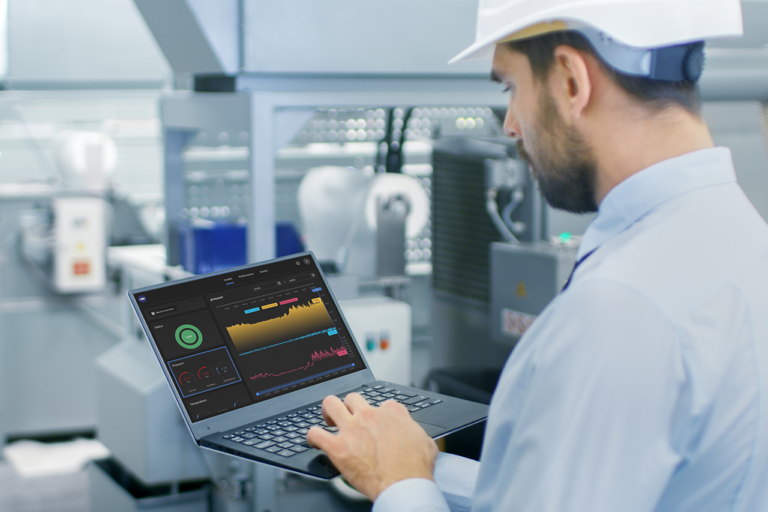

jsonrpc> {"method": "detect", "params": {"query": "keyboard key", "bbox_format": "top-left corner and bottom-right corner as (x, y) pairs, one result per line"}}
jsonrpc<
(430, 399), (443, 405)
(367, 391), (381, 397)
(243, 439), (259, 446)
(231, 437), (245, 443)
(255, 440), (276, 449)
(277, 417), (287, 421)
(235, 431), (245, 435)
(254, 429), (269, 435)
(285, 433), (300, 439)
(277, 449), (296, 457)
(284, 426), (298, 432)
(278, 422), (292, 427)
(245, 427), (255, 432)
(242, 433), (256, 439)
(301, 413), (314, 419)
(382, 393), (395, 398)
(403, 396), (429, 405)
(307, 418), (322, 424)
(288, 413), (297, 418)
(223, 435), (233, 439)
(324, 426), (339, 432)
(407, 406), (420, 412)
(273, 436), (288, 443)
(394, 395), (409, 402)
(278, 442), (294, 449)
(267, 420), (277, 424)
(265, 445), (281, 453)
(380, 387), (394, 393)
(298, 428), (309, 435)
(290, 445), (308, 453)
(296, 422), (310, 428)
(373, 384), (384, 389)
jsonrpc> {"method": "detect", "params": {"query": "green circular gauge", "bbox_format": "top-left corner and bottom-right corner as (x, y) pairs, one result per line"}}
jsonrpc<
(175, 324), (203, 349)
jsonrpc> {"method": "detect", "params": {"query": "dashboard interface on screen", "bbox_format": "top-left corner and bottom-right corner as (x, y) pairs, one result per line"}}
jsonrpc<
(133, 256), (366, 422)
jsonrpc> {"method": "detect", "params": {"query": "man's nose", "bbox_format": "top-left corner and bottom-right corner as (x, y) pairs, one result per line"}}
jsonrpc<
(504, 109), (521, 138)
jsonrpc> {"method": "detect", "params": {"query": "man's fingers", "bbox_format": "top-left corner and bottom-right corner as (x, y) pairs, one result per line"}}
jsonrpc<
(321, 394), (350, 428)
(343, 392), (370, 413)
(306, 425), (336, 450)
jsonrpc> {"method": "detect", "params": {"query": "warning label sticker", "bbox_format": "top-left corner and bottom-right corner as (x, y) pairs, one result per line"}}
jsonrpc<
(501, 308), (536, 337)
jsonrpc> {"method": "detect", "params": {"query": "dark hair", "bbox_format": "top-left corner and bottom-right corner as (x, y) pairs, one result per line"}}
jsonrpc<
(506, 31), (701, 115)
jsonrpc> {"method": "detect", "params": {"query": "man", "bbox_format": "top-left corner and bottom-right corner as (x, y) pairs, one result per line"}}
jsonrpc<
(307, 1), (768, 510)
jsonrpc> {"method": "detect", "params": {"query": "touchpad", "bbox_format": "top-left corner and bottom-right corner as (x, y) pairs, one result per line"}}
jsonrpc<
(415, 420), (446, 437)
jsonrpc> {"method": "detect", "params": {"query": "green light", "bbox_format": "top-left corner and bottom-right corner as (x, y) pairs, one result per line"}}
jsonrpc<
(559, 232), (571, 243)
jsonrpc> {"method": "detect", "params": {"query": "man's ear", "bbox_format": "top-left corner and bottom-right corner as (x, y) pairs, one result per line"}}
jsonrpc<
(550, 45), (592, 120)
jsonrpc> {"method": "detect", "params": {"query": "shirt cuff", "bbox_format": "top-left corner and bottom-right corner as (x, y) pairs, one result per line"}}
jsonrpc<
(434, 452), (479, 512)
(373, 478), (450, 512)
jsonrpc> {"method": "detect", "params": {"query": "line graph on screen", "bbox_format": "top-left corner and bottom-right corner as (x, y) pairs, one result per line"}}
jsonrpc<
(249, 345), (349, 381)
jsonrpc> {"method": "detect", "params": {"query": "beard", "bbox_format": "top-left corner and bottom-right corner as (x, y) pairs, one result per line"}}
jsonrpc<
(516, 88), (598, 214)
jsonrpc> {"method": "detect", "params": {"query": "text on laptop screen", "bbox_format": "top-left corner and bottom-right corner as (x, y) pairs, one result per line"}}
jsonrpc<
(134, 256), (366, 422)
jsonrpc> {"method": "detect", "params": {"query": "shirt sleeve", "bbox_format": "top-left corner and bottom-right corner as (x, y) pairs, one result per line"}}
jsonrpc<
(472, 279), (687, 512)
(434, 452), (480, 512)
(372, 454), (479, 512)
(373, 478), (450, 512)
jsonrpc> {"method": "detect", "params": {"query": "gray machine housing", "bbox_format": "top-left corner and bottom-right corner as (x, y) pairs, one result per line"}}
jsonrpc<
(490, 241), (577, 346)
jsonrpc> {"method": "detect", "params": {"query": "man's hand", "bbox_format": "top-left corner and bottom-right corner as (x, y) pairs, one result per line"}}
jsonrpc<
(306, 393), (439, 501)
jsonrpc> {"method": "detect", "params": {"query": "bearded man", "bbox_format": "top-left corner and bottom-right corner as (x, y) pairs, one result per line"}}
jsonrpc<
(308, 2), (768, 511)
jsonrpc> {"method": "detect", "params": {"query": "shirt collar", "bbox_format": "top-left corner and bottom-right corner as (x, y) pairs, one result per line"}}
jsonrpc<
(577, 147), (737, 260)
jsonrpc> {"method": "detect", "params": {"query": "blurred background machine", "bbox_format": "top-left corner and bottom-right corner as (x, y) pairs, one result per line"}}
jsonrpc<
(2, 1), (768, 511)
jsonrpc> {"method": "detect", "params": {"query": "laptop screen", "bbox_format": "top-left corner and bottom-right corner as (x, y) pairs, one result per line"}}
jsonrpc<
(133, 255), (367, 422)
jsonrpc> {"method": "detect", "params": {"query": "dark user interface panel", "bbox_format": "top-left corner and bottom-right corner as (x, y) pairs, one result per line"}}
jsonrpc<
(134, 256), (366, 422)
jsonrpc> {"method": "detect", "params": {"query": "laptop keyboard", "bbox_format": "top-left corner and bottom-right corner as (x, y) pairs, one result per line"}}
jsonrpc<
(220, 384), (443, 458)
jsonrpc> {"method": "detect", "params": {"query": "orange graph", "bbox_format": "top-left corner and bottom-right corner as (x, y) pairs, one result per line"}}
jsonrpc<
(227, 300), (334, 353)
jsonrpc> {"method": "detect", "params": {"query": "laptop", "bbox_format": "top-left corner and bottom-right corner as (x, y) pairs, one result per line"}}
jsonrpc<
(128, 251), (488, 479)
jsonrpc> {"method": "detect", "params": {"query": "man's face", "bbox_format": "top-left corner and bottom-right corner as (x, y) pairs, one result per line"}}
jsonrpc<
(491, 44), (598, 214)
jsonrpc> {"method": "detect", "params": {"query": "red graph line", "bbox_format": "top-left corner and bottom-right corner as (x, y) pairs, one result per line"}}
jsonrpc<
(249, 345), (348, 381)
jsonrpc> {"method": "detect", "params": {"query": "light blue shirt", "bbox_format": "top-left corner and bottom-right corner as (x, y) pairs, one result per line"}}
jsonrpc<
(374, 148), (768, 512)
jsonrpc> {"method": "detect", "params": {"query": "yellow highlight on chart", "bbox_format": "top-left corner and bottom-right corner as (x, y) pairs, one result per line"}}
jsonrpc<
(262, 303), (278, 309)
(312, 298), (322, 304)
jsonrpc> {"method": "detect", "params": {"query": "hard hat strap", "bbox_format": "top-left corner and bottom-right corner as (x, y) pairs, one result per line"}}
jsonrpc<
(649, 42), (705, 82)
(578, 28), (705, 82)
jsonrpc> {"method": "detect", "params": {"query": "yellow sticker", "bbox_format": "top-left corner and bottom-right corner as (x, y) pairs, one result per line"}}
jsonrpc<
(516, 281), (527, 298)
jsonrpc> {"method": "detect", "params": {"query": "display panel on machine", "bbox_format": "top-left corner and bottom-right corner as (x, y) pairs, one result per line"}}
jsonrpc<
(134, 256), (366, 422)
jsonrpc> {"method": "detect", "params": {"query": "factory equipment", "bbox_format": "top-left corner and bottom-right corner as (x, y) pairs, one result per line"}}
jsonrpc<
(489, 241), (577, 343)
(297, 166), (429, 278)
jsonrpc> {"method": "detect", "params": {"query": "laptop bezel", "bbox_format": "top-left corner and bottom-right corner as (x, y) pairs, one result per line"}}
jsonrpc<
(128, 251), (376, 442)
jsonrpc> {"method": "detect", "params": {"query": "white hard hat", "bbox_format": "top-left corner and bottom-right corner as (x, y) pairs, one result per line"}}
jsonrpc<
(451, 0), (743, 81)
